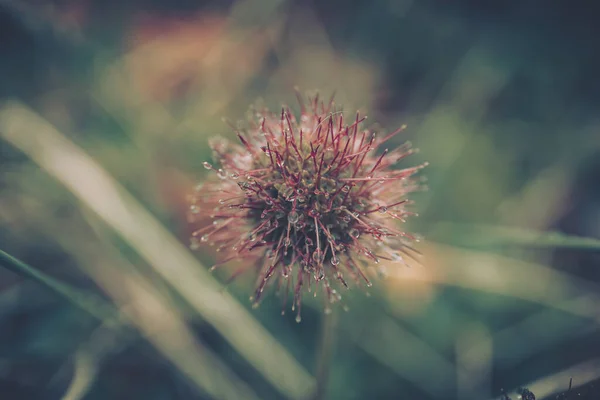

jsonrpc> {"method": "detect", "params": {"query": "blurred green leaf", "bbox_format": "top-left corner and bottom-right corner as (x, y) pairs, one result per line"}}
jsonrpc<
(429, 222), (600, 250)
(0, 248), (117, 325)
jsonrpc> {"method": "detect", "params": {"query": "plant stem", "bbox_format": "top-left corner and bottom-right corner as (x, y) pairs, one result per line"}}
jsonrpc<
(0, 248), (119, 325)
(312, 311), (338, 400)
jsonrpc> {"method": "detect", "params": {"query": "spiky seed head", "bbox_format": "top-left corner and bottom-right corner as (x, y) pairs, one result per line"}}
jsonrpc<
(188, 92), (426, 320)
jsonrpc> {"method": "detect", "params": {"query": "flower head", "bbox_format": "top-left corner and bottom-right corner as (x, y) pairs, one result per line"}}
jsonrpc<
(188, 92), (426, 320)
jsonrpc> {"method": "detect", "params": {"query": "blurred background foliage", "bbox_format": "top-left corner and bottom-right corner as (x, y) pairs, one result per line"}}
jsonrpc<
(1, 0), (600, 399)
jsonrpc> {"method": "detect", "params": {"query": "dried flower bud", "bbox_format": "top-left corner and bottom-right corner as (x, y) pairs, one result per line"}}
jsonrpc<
(188, 92), (426, 320)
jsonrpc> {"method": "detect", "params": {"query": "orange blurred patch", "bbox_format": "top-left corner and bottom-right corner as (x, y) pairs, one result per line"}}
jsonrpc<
(381, 243), (438, 316)
(125, 14), (228, 101)
(124, 13), (277, 105)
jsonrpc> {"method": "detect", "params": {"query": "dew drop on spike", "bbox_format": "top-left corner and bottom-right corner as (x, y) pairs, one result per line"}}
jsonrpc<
(188, 92), (425, 318)
(288, 210), (299, 224)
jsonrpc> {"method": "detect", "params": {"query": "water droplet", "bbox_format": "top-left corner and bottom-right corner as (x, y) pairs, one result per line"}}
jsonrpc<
(349, 229), (360, 239)
(296, 188), (305, 195)
(200, 234), (209, 242)
(217, 169), (227, 179)
(324, 307), (332, 315)
(305, 238), (313, 246)
(342, 216), (351, 223)
(218, 199), (226, 205)
(202, 162), (212, 170)
(331, 257), (340, 266)
(288, 211), (299, 224)
(295, 314), (302, 323)
(284, 237), (291, 247)
(341, 185), (350, 193)
(378, 206), (388, 214)
(189, 205), (199, 214)
(230, 173), (239, 179)
(312, 251), (323, 264)
(265, 197), (273, 205)
(391, 252), (407, 265)
(281, 186), (294, 200)
(377, 266), (388, 278)
(308, 208), (320, 218)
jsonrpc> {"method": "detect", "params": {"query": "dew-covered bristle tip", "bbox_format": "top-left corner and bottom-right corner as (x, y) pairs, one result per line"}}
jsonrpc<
(187, 92), (426, 321)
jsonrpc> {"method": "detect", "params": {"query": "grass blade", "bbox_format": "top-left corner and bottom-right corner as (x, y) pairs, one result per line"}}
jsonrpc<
(429, 222), (600, 250)
(0, 248), (116, 324)
(0, 101), (315, 399)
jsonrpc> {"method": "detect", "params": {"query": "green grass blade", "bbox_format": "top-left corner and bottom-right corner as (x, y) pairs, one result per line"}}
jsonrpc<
(0, 248), (117, 324)
(0, 101), (315, 400)
(429, 222), (600, 250)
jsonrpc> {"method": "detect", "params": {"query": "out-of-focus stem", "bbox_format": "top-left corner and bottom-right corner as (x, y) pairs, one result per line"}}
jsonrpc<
(313, 311), (338, 400)
(0, 248), (118, 325)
